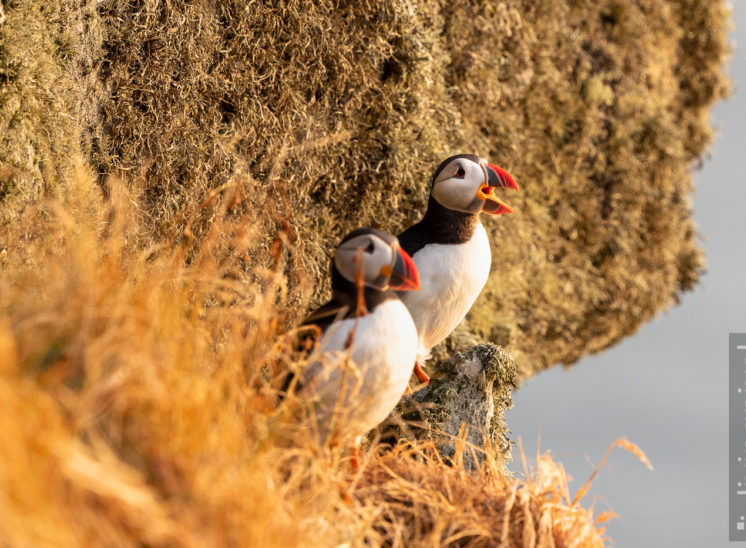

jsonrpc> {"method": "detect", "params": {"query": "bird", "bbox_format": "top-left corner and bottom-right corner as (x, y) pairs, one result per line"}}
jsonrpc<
(397, 154), (518, 385)
(287, 228), (420, 467)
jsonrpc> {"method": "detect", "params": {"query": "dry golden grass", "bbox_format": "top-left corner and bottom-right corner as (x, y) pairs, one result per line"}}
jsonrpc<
(0, 168), (651, 547)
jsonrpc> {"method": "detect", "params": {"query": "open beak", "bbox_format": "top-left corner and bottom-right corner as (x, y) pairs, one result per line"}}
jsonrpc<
(476, 163), (519, 215)
(386, 247), (420, 291)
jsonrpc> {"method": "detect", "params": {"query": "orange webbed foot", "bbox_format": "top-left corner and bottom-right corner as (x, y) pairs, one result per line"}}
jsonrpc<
(414, 362), (430, 385)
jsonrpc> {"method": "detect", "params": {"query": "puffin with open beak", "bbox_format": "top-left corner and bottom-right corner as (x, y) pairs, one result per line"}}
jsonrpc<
(397, 154), (519, 385)
(287, 228), (419, 467)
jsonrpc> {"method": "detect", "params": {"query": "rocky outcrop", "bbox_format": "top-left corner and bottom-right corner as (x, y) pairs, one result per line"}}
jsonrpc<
(388, 344), (517, 469)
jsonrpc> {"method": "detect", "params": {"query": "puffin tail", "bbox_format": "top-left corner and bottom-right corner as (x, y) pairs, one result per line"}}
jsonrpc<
(416, 344), (431, 366)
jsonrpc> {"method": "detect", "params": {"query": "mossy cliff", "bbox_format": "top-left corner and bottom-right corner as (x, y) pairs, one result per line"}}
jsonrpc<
(0, 1), (729, 379)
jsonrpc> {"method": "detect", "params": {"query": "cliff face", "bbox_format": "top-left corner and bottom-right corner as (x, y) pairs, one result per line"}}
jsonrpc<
(0, 1), (729, 378)
(0, 2), (728, 544)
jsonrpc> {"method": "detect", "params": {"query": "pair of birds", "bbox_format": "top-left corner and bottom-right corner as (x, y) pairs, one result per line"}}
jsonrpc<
(288, 154), (518, 461)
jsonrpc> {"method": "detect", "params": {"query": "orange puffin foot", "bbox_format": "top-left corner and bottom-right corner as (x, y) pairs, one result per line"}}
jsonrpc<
(414, 362), (430, 385)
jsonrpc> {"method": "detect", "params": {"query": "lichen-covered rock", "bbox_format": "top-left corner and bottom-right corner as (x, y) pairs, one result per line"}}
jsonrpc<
(389, 344), (517, 469)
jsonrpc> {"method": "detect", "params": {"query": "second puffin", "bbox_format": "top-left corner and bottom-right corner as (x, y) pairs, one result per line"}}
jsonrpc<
(397, 154), (519, 384)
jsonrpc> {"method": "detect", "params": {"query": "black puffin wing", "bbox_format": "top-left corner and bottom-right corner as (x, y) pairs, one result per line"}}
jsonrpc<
(281, 297), (352, 395)
(397, 221), (429, 257)
(301, 299), (353, 336)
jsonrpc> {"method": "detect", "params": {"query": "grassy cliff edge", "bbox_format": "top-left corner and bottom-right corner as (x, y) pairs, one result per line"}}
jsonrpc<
(0, 0), (730, 377)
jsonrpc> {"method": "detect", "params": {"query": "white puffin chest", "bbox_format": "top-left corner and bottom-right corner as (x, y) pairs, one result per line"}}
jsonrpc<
(303, 299), (418, 442)
(400, 222), (492, 357)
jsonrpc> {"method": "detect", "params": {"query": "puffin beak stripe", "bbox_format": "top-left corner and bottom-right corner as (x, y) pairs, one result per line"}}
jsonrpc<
(388, 247), (419, 291)
(474, 161), (518, 215)
(487, 164), (519, 191)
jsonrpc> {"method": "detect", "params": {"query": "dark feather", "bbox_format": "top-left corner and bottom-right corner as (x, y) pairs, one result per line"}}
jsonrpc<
(279, 297), (351, 396)
(398, 195), (479, 257)
(430, 153), (481, 184)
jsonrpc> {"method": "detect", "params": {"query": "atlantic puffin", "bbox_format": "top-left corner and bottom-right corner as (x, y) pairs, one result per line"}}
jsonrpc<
(397, 154), (518, 384)
(288, 228), (420, 466)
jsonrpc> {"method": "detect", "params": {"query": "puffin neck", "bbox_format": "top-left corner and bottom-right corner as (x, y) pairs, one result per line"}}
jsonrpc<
(330, 266), (396, 313)
(421, 195), (480, 244)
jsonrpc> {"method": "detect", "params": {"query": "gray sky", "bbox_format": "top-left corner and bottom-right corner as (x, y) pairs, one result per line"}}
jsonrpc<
(506, 3), (746, 546)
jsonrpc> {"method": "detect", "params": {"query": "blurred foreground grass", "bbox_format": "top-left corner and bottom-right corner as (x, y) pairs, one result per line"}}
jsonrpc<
(0, 169), (650, 546)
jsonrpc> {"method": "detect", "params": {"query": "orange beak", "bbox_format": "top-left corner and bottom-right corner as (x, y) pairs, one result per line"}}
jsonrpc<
(477, 163), (519, 215)
(386, 247), (419, 291)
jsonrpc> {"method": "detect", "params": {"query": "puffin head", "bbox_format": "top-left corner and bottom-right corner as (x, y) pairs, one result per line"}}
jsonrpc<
(430, 154), (519, 215)
(334, 228), (420, 292)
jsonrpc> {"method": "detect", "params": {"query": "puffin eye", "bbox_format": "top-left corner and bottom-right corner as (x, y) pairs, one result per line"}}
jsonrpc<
(364, 240), (375, 254)
(455, 165), (466, 178)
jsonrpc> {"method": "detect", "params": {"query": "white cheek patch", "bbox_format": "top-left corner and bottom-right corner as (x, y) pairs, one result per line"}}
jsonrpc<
(363, 239), (393, 282)
(334, 248), (357, 282)
(432, 179), (483, 213)
(431, 159), (487, 213)
(334, 235), (393, 287)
